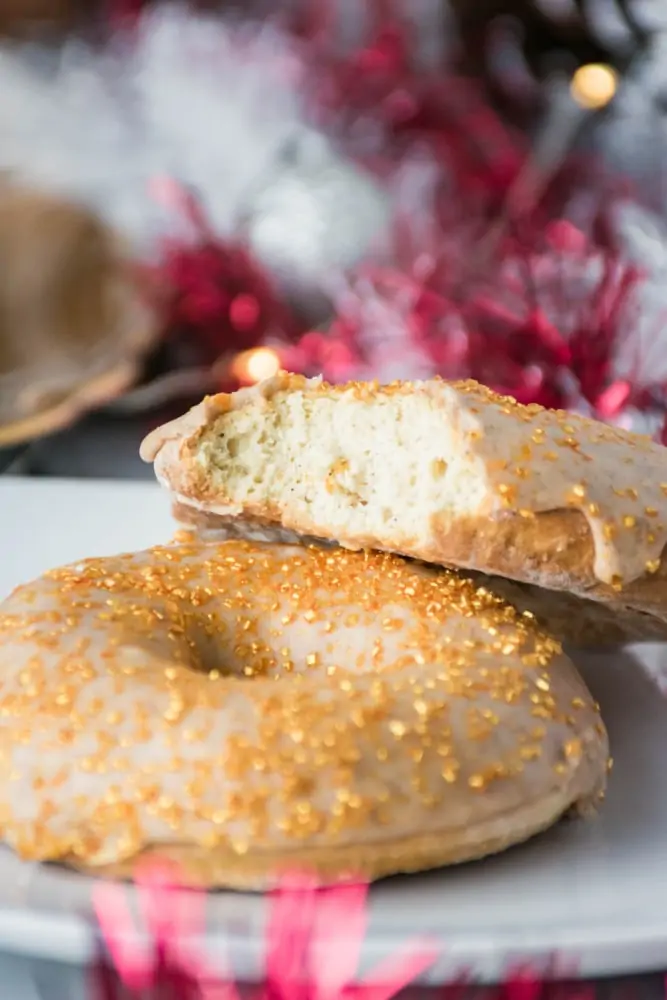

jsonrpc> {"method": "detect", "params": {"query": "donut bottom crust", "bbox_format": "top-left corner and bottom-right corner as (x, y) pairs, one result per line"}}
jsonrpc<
(66, 778), (602, 891)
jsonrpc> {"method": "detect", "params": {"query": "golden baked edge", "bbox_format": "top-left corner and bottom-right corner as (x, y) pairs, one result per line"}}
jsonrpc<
(174, 499), (667, 630)
(171, 503), (667, 647)
(66, 714), (607, 891)
(68, 781), (604, 891)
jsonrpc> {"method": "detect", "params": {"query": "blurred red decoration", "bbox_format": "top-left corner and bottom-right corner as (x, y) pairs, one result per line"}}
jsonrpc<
(92, 862), (439, 999)
(113, 0), (667, 439)
(283, 0), (665, 434)
(89, 857), (616, 1000)
(146, 176), (300, 371)
(107, 0), (143, 28)
(283, 206), (644, 425)
(159, 236), (297, 364)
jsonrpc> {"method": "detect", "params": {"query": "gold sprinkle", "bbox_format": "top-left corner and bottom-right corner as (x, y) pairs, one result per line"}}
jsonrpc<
(441, 763), (459, 784)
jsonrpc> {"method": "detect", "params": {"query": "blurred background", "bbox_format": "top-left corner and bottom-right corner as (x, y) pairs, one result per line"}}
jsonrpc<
(2, 0), (667, 478)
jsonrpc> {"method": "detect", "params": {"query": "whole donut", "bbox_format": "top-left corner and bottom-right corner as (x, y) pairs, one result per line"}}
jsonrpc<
(0, 540), (608, 888)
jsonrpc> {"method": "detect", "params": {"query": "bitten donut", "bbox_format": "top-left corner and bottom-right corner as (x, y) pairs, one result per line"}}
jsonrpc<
(0, 540), (607, 888)
(141, 374), (667, 644)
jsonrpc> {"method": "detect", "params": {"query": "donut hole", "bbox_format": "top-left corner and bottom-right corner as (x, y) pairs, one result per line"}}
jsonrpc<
(153, 605), (333, 683)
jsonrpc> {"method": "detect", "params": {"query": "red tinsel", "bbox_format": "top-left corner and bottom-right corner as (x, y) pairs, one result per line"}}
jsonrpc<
(285, 0), (666, 434)
(89, 859), (629, 1000)
(92, 863), (439, 999)
(282, 209), (644, 423)
(159, 236), (297, 362)
(147, 176), (301, 369)
(128, 0), (667, 439)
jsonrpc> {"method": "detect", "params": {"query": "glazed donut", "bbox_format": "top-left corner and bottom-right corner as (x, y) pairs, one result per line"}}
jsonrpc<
(0, 540), (607, 888)
(141, 373), (667, 644)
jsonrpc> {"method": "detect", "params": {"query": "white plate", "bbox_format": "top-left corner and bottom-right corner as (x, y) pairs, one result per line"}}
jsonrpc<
(1, 477), (667, 985)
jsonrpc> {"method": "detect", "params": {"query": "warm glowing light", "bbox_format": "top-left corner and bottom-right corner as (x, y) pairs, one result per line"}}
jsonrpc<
(570, 63), (618, 111)
(231, 347), (281, 384)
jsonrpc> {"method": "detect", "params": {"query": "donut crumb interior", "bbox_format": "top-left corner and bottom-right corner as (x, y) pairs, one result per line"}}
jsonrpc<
(196, 389), (484, 543)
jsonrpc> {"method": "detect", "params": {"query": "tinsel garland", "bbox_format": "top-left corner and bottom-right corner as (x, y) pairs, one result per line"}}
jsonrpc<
(92, 862), (440, 999)
(4, 0), (666, 436)
(90, 861), (607, 1000)
(124, 1), (667, 438)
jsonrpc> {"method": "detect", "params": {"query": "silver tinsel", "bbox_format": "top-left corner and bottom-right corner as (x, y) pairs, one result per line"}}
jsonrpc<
(246, 130), (389, 320)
